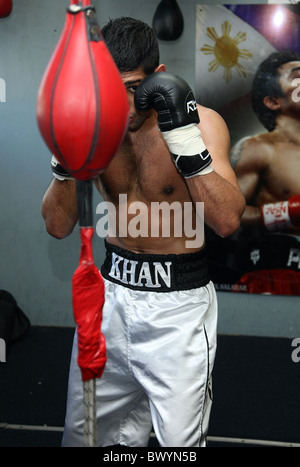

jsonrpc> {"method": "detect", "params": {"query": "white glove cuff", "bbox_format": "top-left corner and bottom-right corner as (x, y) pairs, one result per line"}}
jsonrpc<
(51, 155), (75, 181)
(262, 201), (292, 231)
(162, 124), (213, 177)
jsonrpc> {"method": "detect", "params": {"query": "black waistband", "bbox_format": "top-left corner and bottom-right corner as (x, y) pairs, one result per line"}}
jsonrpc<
(101, 241), (210, 292)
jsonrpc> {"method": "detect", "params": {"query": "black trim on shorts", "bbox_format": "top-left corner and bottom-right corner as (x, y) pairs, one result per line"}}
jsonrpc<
(101, 241), (210, 292)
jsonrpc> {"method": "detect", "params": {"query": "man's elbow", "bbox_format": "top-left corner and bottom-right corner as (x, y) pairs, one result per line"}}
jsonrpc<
(214, 200), (246, 238)
(44, 220), (73, 239)
(42, 209), (74, 240)
(216, 216), (242, 238)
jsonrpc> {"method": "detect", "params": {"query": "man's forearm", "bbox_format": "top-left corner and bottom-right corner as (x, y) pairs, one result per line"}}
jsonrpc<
(41, 178), (78, 239)
(187, 171), (246, 238)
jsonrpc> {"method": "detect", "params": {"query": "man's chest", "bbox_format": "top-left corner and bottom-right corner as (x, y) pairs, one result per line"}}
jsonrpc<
(98, 134), (186, 203)
(264, 146), (300, 198)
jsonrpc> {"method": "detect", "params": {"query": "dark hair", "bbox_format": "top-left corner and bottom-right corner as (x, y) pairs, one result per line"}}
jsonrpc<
(101, 17), (160, 74)
(251, 50), (300, 131)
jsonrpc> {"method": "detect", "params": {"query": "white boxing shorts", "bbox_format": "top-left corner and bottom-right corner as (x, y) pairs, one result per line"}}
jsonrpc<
(62, 242), (218, 448)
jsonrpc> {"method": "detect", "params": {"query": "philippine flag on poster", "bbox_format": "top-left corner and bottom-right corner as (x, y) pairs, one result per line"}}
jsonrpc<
(195, 4), (278, 110)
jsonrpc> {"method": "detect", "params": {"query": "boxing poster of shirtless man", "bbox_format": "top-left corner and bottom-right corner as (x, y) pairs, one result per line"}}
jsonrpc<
(229, 50), (300, 295)
(197, 5), (300, 295)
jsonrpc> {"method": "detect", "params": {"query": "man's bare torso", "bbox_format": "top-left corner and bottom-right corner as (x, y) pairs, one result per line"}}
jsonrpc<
(94, 118), (201, 254)
(233, 129), (300, 234)
(254, 133), (300, 204)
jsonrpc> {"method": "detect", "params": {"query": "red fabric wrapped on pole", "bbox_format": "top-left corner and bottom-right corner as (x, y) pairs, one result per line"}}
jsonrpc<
(73, 179), (106, 447)
(0, 0), (13, 18)
(36, 0), (129, 180)
(72, 224), (106, 382)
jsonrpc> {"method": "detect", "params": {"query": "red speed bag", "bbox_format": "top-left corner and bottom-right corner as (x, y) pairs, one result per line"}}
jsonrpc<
(0, 0), (13, 18)
(36, 0), (129, 180)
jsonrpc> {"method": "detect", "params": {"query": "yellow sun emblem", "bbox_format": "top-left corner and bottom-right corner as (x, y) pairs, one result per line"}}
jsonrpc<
(200, 20), (253, 83)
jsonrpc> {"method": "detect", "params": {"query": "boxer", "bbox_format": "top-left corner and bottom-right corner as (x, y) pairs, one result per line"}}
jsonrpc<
(231, 51), (300, 294)
(41, 17), (245, 447)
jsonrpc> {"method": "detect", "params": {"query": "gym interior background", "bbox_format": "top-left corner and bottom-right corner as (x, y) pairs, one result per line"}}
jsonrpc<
(0, 0), (300, 448)
(1, 0), (299, 336)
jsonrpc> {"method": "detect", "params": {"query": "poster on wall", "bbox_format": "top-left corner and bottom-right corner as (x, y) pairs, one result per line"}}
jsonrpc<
(195, 4), (300, 295)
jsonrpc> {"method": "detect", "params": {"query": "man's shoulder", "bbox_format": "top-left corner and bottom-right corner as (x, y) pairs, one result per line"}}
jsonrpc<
(230, 132), (274, 168)
(197, 103), (224, 122)
(197, 104), (229, 142)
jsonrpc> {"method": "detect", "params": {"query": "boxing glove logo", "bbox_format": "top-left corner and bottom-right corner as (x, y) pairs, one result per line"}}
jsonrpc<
(187, 100), (197, 113)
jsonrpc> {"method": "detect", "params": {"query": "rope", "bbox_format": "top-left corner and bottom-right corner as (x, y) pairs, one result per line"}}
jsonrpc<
(83, 379), (97, 447)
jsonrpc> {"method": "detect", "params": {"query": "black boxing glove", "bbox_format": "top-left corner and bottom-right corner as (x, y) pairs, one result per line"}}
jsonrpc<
(134, 72), (213, 178)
